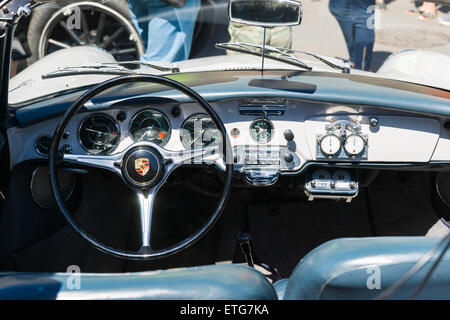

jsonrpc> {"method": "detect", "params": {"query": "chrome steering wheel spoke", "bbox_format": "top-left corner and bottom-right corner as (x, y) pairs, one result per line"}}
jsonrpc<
(134, 167), (173, 251)
(63, 152), (123, 175)
(164, 145), (225, 172)
(136, 188), (158, 250)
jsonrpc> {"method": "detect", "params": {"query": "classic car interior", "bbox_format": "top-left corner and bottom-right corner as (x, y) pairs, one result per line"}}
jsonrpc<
(0, 0), (449, 300)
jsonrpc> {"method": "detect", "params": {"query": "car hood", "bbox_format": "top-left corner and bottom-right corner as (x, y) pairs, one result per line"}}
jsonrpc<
(8, 47), (449, 106)
(8, 47), (369, 106)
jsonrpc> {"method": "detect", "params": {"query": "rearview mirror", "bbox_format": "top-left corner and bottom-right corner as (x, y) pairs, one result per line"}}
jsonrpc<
(229, 0), (303, 27)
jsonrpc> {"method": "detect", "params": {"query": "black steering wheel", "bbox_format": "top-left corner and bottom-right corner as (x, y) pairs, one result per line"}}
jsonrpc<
(49, 75), (233, 260)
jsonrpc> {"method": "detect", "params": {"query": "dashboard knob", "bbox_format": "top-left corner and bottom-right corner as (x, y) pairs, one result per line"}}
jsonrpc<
(369, 117), (380, 128)
(171, 106), (181, 118)
(117, 112), (127, 122)
(284, 129), (294, 141)
(283, 152), (294, 163)
(62, 144), (72, 154)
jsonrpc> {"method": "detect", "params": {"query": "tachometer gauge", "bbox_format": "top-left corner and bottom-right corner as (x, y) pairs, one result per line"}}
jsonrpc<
(250, 119), (273, 143)
(79, 114), (120, 154)
(130, 109), (170, 145)
(319, 134), (341, 156)
(180, 114), (220, 149)
(344, 134), (366, 156)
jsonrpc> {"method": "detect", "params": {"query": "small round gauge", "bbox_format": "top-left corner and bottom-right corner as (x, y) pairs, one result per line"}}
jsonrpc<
(344, 134), (366, 156)
(79, 114), (120, 154)
(35, 136), (53, 156)
(312, 169), (331, 181)
(180, 114), (220, 149)
(332, 169), (351, 182)
(250, 119), (273, 143)
(319, 134), (341, 156)
(129, 109), (170, 145)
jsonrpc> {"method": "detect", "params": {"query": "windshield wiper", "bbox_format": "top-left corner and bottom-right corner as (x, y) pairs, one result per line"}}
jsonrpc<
(101, 61), (180, 73)
(41, 61), (180, 80)
(279, 47), (351, 73)
(217, 42), (351, 73)
(216, 42), (312, 71)
(41, 64), (137, 79)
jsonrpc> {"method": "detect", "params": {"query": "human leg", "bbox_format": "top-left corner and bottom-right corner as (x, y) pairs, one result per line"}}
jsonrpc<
(144, 0), (200, 62)
(351, 21), (374, 70)
(128, 0), (150, 48)
(328, 0), (355, 63)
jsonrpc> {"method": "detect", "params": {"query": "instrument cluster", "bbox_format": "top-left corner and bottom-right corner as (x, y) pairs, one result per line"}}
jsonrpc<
(73, 109), (220, 155)
(74, 111), (281, 155)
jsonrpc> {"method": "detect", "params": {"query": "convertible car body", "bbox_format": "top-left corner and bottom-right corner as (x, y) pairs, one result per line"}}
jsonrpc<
(0, 0), (449, 300)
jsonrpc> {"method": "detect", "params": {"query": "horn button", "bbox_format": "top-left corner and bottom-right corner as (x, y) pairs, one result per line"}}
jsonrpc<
(122, 148), (164, 189)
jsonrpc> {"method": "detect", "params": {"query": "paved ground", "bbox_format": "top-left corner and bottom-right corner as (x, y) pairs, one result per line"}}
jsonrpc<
(195, 0), (450, 71)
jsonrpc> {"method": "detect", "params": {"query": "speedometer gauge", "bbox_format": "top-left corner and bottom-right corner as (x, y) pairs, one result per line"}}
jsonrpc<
(250, 119), (273, 143)
(79, 114), (120, 154)
(180, 114), (220, 149)
(130, 109), (170, 145)
(344, 134), (366, 156)
(319, 134), (341, 156)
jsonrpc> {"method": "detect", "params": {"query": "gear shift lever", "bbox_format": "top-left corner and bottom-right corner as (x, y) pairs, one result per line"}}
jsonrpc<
(235, 231), (282, 281)
(236, 232), (255, 267)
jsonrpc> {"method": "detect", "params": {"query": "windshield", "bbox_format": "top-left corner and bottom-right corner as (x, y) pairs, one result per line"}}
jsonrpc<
(8, 0), (450, 105)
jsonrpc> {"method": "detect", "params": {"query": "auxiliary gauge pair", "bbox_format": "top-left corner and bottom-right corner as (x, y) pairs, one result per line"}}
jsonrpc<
(319, 134), (366, 157)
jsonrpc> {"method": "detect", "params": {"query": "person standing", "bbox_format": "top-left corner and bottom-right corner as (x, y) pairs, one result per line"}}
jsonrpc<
(128, 0), (201, 62)
(329, 0), (375, 71)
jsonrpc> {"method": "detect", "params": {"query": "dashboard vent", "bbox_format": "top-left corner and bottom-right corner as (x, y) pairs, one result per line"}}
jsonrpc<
(239, 99), (286, 116)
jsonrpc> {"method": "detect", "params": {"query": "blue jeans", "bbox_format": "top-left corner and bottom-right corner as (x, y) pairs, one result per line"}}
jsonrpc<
(329, 0), (375, 70)
(128, 0), (200, 62)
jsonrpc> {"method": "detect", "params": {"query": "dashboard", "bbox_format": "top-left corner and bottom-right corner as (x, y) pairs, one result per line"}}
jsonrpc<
(6, 69), (450, 205)
(8, 96), (447, 164)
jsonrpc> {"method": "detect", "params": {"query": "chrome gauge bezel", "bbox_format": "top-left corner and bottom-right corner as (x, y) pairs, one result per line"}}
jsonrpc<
(129, 108), (171, 147)
(249, 118), (274, 144)
(78, 113), (121, 155)
(180, 113), (220, 150)
(319, 134), (342, 156)
(343, 134), (367, 156)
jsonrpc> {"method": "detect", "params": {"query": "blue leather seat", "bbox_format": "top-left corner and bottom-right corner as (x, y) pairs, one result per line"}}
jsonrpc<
(273, 278), (289, 299)
(0, 264), (277, 300)
(282, 237), (450, 300)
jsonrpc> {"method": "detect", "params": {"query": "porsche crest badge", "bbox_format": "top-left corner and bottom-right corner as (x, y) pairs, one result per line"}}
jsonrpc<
(135, 158), (150, 176)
